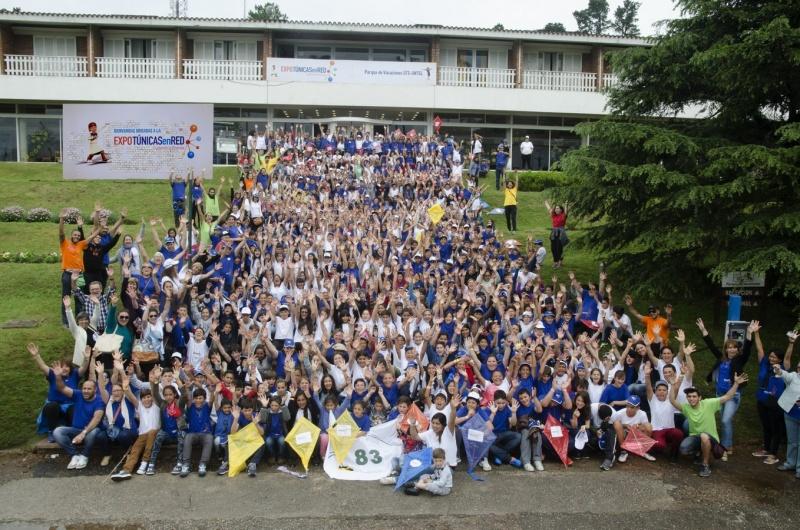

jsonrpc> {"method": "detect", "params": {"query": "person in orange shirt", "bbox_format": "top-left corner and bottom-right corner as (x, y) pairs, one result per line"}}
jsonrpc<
(59, 210), (100, 326)
(624, 294), (672, 343)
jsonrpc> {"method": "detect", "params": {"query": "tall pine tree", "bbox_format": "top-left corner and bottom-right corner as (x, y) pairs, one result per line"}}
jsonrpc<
(555, 0), (800, 299)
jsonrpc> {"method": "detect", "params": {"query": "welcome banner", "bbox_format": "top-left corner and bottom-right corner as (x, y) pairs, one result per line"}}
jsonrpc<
(62, 103), (213, 180)
(267, 58), (436, 86)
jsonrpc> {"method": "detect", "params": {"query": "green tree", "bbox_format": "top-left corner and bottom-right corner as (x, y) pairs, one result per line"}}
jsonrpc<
(555, 0), (800, 299)
(248, 2), (288, 22)
(492, 23), (505, 30)
(542, 22), (567, 32)
(573, 0), (610, 34)
(611, 0), (640, 36)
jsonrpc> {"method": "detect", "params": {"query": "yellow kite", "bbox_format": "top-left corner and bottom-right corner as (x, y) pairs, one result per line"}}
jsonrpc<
(286, 417), (321, 471)
(427, 203), (444, 225)
(227, 422), (264, 477)
(328, 410), (361, 465)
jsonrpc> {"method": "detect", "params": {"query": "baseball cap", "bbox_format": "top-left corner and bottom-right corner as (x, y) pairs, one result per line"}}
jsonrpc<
(655, 380), (669, 389)
(534, 239), (543, 245)
(284, 339), (295, 349)
(627, 395), (641, 407)
(522, 311), (533, 317)
(574, 429), (589, 450)
(543, 311), (555, 317)
(170, 352), (182, 360)
(406, 361), (418, 369)
(332, 343), (348, 352)
(278, 304), (289, 311)
(466, 391), (481, 402)
(240, 307), (251, 315)
(575, 362), (585, 370)
(535, 321), (545, 329)
(164, 236), (176, 244)
(163, 258), (179, 269)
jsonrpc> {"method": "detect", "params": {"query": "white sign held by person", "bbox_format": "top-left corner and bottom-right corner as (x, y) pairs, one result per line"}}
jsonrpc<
(62, 104), (213, 180)
(323, 419), (403, 480)
(267, 58), (436, 86)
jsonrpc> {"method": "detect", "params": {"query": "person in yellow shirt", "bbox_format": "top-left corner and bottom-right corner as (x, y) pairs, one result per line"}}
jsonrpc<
(503, 171), (519, 233)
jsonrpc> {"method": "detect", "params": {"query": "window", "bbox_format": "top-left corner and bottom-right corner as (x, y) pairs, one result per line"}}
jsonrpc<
(19, 118), (61, 162)
(297, 46), (332, 60)
(0, 118), (17, 162)
(195, 40), (256, 61)
(276, 44), (294, 58)
(33, 36), (76, 56)
(408, 49), (426, 62)
(372, 48), (406, 62)
(457, 49), (488, 69)
(335, 47), (369, 61)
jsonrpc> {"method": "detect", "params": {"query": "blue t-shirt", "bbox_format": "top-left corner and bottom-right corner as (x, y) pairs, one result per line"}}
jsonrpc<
(599, 384), (630, 409)
(47, 369), (79, 404)
(187, 403), (212, 433)
(479, 406), (512, 434)
(716, 359), (734, 395)
(353, 412), (371, 432)
(265, 411), (284, 437)
(214, 411), (234, 443)
(71, 393), (105, 430)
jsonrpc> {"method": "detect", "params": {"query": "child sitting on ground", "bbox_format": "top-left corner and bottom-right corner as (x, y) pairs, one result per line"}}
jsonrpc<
(410, 448), (452, 496)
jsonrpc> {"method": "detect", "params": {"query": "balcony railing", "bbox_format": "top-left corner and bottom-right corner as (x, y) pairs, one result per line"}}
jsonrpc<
(182, 59), (262, 81)
(4, 55), (88, 77)
(96, 57), (175, 79)
(439, 66), (515, 89)
(522, 70), (597, 92)
(602, 73), (619, 89)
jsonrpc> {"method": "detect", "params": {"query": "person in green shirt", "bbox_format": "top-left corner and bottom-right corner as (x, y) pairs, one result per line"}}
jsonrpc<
(670, 371), (748, 477)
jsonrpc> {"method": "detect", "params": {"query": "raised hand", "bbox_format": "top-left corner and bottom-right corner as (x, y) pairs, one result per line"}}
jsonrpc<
(684, 343), (697, 356)
(676, 329), (685, 343)
(27, 342), (39, 357)
(695, 318), (706, 334)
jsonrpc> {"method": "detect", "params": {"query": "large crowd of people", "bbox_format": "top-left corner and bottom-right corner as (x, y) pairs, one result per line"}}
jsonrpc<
(38, 126), (800, 491)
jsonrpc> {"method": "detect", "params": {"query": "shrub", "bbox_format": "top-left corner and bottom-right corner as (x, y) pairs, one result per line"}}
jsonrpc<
(515, 171), (572, 192)
(60, 207), (82, 224)
(0, 251), (60, 263)
(0, 205), (25, 222)
(26, 207), (52, 223)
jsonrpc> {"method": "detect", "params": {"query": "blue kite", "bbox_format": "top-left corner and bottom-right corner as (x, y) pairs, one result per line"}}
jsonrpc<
(458, 413), (496, 480)
(395, 447), (433, 491)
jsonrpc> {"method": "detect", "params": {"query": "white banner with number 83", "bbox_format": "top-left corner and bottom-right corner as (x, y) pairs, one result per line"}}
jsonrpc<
(323, 419), (404, 480)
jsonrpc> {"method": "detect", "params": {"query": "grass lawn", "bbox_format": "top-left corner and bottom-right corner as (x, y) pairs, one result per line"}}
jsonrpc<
(0, 164), (795, 449)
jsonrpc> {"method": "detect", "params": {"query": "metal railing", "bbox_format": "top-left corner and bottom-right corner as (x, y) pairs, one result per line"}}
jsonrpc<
(4, 54), (88, 77)
(439, 66), (515, 89)
(181, 59), (262, 81)
(95, 57), (176, 79)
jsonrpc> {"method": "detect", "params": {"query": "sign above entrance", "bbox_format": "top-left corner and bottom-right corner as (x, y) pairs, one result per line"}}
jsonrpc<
(267, 58), (436, 86)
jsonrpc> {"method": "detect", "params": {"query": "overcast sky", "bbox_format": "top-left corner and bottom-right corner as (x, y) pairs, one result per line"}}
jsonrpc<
(7, 0), (680, 35)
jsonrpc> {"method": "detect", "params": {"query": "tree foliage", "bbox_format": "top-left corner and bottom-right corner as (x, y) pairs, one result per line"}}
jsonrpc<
(248, 2), (288, 22)
(573, 0), (610, 35)
(542, 22), (567, 32)
(492, 23), (505, 31)
(611, 0), (641, 36)
(555, 0), (800, 299)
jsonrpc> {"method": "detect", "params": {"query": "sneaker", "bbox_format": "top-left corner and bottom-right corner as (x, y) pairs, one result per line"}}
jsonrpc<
(777, 463), (795, 472)
(618, 451), (629, 463)
(523, 463), (535, 472)
(246, 463), (256, 477)
(47, 433), (56, 443)
(642, 453), (656, 462)
(136, 462), (148, 475)
(752, 449), (770, 458)
(75, 455), (88, 470)
(509, 458), (523, 469)
(534, 460), (544, 472)
(217, 462), (229, 476)
(198, 463), (207, 477)
(67, 455), (79, 470)
(100, 455), (111, 467)
(171, 463), (183, 475)
(179, 464), (190, 478)
(146, 464), (156, 476)
(480, 458), (492, 471)
(379, 476), (397, 485)
(600, 458), (614, 471)
(721, 451), (728, 462)
(763, 456), (779, 465)
(111, 470), (131, 482)
(493, 457), (502, 466)
(699, 464), (711, 478)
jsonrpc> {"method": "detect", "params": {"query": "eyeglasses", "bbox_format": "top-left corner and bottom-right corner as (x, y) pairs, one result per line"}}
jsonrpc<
(149, 314), (158, 319)
(119, 315), (130, 320)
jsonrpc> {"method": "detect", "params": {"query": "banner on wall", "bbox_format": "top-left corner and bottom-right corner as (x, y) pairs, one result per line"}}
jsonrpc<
(267, 58), (436, 86)
(62, 104), (213, 180)
(323, 419), (403, 481)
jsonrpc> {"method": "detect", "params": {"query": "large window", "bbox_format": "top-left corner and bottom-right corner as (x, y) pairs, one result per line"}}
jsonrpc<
(104, 38), (174, 59)
(549, 130), (582, 168)
(335, 47), (369, 61)
(0, 118), (17, 162)
(457, 49), (488, 69)
(195, 40), (257, 61)
(287, 44), (427, 62)
(297, 46), (332, 60)
(19, 118), (61, 162)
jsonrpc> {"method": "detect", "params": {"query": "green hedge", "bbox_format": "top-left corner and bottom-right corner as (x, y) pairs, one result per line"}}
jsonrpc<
(514, 171), (572, 192)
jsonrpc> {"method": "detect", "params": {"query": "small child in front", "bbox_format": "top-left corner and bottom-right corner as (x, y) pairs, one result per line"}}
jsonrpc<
(413, 448), (452, 496)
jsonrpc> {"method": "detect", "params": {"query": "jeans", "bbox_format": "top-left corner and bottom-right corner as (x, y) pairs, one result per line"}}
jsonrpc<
(520, 428), (543, 464)
(264, 434), (287, 461)
(489, 431), (521, 463)
(213, 436), (228, 464)
(183, 432), (213, 465)
(43, 403), (73, 433)
(96, 427), (138, 453)
(52, 426), (102, 457)
(150, 429), (185, 466)
(495, 166), (505, 190)
(784, 414), (800, 473)
(718, 392), (740, 448)
(521, 154), (532, 170)
(504, 205), (517, 232)
(757, 400), (786, 455)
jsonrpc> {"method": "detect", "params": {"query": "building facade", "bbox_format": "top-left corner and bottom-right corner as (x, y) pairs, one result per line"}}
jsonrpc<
(0, 12), (648, 168)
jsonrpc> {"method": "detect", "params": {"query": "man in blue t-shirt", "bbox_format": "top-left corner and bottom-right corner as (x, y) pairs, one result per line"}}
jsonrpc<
(51, 376), (105, 470)
(480, 390), (523, 468)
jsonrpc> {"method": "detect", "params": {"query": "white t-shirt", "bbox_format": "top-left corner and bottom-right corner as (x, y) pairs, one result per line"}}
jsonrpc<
(420, 426), (459, 467)
(520, 141), (534, 155)
(648, 396), (677, 430)
(137, 402), (161, 434)
(274, 315), (295, 340)
(588, 382), (606, 405)
(611, 408), (648, 426)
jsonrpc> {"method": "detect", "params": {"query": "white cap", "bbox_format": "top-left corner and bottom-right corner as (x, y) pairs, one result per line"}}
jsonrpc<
(240, 307), (251, 315)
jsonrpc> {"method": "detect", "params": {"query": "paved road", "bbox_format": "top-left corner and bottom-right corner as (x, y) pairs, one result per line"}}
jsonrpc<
(0, 451), (797, 529)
